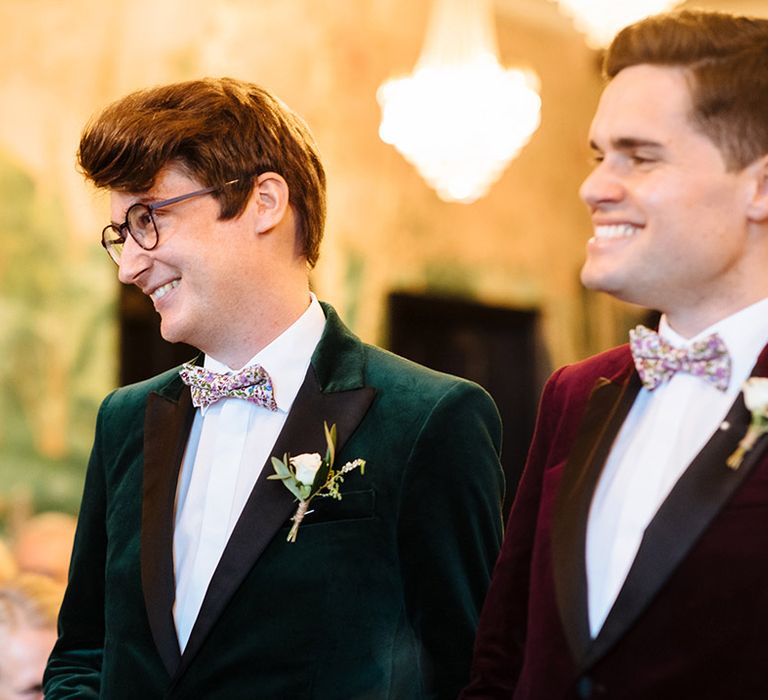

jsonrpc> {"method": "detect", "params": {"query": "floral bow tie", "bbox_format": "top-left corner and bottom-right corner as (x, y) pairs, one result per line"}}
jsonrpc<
(628, 325), (731, 392)
(179, 362), (279, 410)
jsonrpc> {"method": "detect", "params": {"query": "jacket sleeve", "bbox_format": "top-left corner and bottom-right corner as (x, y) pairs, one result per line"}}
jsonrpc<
(43, 393), (114, 698)
(459, 367), (565, 698)
(398, 380), (505, 699)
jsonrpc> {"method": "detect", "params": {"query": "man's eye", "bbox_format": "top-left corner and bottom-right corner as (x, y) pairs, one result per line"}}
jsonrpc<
(136, 210), (153, 227)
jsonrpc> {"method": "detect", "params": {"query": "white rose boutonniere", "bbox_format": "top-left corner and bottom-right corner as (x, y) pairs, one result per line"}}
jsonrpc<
(726, 377), (768, 470)
(268, 422), (366, 542)
(290, 453), (324, 493)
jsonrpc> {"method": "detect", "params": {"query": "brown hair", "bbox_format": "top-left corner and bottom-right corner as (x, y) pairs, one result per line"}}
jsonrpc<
(78, 78), (327, 267)
(604, 10), (768, 170)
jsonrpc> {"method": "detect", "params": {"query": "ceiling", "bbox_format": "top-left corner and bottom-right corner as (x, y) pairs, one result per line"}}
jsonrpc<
(496, 0), (768, 36)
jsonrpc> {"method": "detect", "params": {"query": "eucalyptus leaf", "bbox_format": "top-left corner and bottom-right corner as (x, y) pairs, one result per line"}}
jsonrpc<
(271, 456), (292, 479)
(324, 421), (337, 467)
(282, 480), (304, 500)
(269, 455), (304, 499)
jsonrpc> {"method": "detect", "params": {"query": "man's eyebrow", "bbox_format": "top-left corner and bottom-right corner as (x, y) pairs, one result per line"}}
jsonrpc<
(108, 193), (156, 226)
(589, 137), (664, 151)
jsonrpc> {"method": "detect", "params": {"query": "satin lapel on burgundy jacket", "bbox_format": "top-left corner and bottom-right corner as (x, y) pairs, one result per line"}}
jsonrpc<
(552, 342), (768, 672)
(585, 342), (768, 668)
(551, 352), (640, 668)
(139, 305), (376, 683)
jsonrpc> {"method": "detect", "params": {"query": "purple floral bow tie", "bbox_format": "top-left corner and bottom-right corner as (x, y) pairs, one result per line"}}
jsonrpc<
(629, 325), (731, 392)
(179, 362), (279, 410)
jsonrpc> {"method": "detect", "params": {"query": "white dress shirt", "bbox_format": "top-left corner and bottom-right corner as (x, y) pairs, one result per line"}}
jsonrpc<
(586, 297), (768, 638)
(173, 293), (326, 651)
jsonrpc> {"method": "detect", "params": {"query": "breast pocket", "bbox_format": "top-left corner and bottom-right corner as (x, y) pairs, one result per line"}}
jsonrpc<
(289, 489), (376, 528)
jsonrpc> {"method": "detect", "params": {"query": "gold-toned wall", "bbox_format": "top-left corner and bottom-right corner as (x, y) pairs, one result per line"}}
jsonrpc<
(0, 0), (752, 513)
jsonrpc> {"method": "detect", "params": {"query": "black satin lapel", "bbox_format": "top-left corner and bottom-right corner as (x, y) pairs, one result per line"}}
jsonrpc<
(174, 366), (375, 678)
(141, 388), (194, 677)
(552, 371), (641, 667)
(587, 389), (768, 666)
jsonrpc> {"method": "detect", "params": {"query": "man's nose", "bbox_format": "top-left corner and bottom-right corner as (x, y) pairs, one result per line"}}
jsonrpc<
(579, 162), (625, 210)
(117, 235), (151, 285)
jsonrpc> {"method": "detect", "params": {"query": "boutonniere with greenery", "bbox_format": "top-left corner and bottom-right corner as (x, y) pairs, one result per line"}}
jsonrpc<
(268, 421), (365, 542)
(727, 377), (768, 470)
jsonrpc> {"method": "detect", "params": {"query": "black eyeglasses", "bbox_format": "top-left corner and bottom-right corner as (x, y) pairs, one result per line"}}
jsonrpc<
(101, 179), (241, 264)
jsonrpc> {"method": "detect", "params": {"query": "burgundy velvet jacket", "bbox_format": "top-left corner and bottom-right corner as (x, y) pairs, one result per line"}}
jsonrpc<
(462, 342), (768, 700)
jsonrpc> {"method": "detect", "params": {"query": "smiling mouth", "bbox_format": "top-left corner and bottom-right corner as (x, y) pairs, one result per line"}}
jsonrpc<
(149, 279), (180, 302)
(594, 224), (640, 239)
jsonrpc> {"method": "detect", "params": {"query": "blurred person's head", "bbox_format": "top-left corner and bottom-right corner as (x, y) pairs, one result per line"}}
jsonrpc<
(0, 540), (17, 584)
(12, 513), (76, 584)
(0, 574), (63, 700)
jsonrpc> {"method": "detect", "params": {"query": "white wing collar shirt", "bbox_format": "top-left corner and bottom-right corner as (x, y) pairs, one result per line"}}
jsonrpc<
(586, 296), (768, 638)
(173, 293), (326, 651)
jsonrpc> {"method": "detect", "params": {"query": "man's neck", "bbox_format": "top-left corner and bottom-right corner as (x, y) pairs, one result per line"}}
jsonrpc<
(204, 290), (313, 370)
(665, 294), (768, 339)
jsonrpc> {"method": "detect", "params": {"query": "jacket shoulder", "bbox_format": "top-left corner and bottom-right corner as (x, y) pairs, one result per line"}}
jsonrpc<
(561, 343), (632, 379)
(545, 343), (633, 408)
(362, 342), (485, 397)
(358, 343), (502, 444)
(101, 365), (185, 416)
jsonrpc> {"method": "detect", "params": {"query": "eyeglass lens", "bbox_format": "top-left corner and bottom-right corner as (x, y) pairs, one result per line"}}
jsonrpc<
(102, 234), (124, 264)
(101, 203), (159, 263)
(126, 204), (159, 249)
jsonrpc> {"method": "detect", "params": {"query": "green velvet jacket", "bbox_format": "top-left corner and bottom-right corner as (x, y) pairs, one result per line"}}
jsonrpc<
(44, 304), (504, 699)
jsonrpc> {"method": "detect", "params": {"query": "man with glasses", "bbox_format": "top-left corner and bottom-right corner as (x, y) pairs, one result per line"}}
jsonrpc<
(43, 78), (503, 699)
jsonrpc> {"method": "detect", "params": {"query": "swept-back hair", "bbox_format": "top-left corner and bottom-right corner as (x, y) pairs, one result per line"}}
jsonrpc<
(605, 10), (768, 170)
(78, 78), (326, 266)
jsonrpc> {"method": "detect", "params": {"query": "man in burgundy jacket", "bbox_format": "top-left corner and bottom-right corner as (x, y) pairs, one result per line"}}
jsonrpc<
(462, 10), (768, 700)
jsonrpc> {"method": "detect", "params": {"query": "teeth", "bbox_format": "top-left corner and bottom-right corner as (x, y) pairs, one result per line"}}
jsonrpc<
(595, 224), (639, 239)
(150, 279), (179, 302)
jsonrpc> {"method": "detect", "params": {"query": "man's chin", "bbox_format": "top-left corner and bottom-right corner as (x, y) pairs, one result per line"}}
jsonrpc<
(581, 278), (649, 312)
(580, 268), (609, 293)
(580, 262), (627, 294)
(158, 319), (187, 346)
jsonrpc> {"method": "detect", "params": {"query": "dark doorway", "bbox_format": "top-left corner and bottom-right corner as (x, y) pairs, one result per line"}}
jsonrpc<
(387, 292), (545, 518)
(119, 285), (197, 386)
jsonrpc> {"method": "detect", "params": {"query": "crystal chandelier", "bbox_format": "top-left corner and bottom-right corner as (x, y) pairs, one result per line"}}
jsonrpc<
(377, 0), (541, 204)
(553, 0), (686, 49)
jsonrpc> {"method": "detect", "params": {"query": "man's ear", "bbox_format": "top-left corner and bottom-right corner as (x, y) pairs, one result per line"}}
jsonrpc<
(746, 155), (768, 223)
(252, 172), (290, 233)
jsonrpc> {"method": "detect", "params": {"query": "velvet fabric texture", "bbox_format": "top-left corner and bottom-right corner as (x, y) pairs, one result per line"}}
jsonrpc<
(45, 304), (504, 699)
(462, 343), (768, 700)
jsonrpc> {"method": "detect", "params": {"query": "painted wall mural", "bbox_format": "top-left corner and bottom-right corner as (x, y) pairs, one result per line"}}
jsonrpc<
(0, 152), (115, 517)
